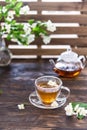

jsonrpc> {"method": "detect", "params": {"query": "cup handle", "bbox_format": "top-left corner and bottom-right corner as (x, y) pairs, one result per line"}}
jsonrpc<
(61, 86), (70, 99)
(56, 86), (70, 102)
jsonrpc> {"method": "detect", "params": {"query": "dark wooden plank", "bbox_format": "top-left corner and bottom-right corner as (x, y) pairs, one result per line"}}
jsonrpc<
(72, 47), (87, 55)
(1, 1), (87, 11)
(26, 2), (87, 12)
(15, 14), (87, 24)
(6, 37), (87, 46)
(10, 47), (87, 56)
(5, 26), (87, 35)
(49, 38), (87, 46)
(9, 46), (87, 56)
(55, 27), (87, 35)
(10, 48), (67, 55)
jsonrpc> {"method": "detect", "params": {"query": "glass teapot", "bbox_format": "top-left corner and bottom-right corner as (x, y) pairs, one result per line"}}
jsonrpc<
(49, 49), (86, 78)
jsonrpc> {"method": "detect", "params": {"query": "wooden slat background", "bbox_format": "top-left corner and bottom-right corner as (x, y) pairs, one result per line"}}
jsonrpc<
(0, 0), (87, 59)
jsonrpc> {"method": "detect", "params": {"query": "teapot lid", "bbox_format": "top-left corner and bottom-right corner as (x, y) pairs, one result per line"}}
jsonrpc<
(60, 49), (78, 62)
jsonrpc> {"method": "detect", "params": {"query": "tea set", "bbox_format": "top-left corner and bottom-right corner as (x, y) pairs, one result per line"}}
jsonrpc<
(29, 49), (86, 109)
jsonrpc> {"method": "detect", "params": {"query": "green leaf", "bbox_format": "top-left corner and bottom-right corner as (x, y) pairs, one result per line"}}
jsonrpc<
(0, 6), (2, 20)
(28, 19), (35, 25)
(15, 2), (23, 9)
(7, 34), (11, 40)
(11, 0), (17, 4)
(11, 20), (16, 24)
(77, 113), (84, 120)
(14, 2), (23, 16)
(0, 6), (2, 10)
(72, 102), (87, 109)
(6, 0), (17, 4)
(5, 4), (14, 11)
(0, 15), (2, 20)
(5, 0), (11, 2)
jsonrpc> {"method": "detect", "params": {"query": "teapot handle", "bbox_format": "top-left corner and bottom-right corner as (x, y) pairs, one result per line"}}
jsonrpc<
(49, 59), (55, 67)
(78, 55), (86, 69)
(49, 55), (61, 66)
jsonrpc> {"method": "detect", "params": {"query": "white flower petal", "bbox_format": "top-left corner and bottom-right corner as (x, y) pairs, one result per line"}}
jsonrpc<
(46, 20), (56, 32)
(23, 23), (31, 35)
(2, 7), (7, 13)
(32, 23), (37, 28)
(47, 80), (58, 87)
(76, 107), (87, 116)
(42, 35), (51, 44)
(64, 103), (74, 116)
(27, 34), (35, 44)
(20, 6), (30, 15)
(18, 104), (25, 110)
(51, 101), (58, 107)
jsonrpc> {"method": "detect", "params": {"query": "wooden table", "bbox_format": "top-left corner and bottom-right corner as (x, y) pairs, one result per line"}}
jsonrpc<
(0, 60), (87, 130)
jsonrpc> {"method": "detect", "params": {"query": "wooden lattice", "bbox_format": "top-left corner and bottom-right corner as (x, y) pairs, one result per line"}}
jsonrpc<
(0, 0), (87, 59)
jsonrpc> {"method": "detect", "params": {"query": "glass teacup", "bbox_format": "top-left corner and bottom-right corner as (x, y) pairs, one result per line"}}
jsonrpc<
(35, 76), (70, 106)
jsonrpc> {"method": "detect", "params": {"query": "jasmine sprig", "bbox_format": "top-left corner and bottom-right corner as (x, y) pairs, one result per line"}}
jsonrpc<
(65, 102), (87, 119)
(0, 0), (56, 45)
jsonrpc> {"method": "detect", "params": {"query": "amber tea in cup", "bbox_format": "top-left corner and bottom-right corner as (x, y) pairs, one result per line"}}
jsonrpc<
(35, 76), (63, 106)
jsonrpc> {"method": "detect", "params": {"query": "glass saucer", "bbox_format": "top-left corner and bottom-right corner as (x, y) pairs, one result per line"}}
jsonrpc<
(29, 91), (67, 109)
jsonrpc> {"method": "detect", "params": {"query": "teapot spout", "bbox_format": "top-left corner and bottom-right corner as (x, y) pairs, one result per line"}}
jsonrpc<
(49, 59), (55, 67)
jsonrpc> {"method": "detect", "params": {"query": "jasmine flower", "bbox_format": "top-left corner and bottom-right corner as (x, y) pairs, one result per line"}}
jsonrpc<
(17, 104), (25, 110)
(65, 102), (87, 119)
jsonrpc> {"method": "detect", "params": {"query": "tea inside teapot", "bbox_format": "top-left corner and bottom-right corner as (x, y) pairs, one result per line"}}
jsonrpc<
(54, 61), (82, 78)
(50, 49), (86, 78)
